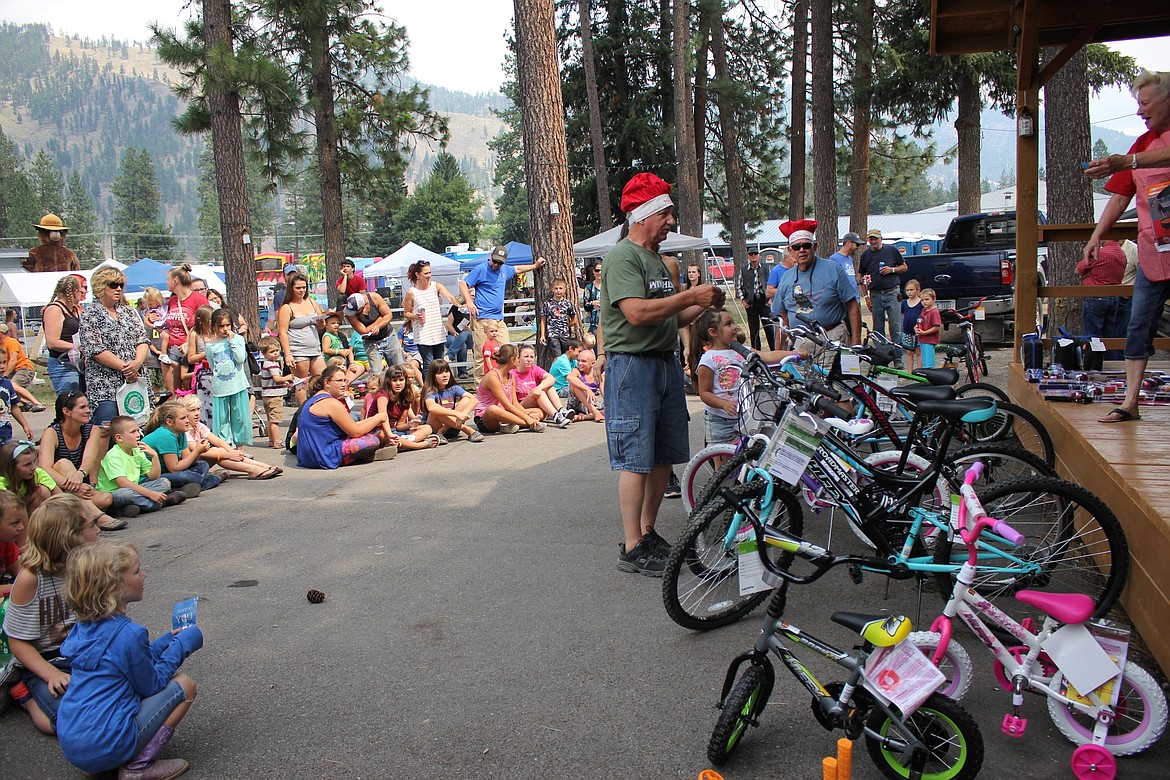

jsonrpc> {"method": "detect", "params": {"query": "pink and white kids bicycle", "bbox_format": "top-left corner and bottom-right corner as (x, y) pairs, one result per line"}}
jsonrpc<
(910, 461), (1167, 779)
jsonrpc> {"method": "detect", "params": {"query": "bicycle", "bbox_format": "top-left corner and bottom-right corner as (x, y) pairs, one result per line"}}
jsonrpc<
(707, 537), (985, 779)
(663, 372), (1127, 632)
(909, 462), (1165, 778)
(938, 298), (991, 385)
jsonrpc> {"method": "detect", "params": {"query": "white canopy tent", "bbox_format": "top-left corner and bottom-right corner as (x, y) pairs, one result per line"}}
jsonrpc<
(572, 226), (711, 259)
(187, 264), (228, 296)
(364, 243), (462, 291)
(0, 261), (126, 308)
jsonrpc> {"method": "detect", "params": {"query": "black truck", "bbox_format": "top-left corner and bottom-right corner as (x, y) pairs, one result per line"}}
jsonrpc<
(897, 210), (1046, 344)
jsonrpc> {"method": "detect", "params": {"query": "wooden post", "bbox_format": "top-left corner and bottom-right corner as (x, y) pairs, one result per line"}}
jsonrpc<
(1012, 0), (1041, 360)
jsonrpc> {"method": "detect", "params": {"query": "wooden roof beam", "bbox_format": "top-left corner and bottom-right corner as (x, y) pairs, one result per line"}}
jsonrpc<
(1038, 22), (1102, 88)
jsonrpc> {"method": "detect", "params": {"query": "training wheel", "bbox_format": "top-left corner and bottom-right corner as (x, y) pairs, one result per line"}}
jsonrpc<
(1070, 743), (1116, 780)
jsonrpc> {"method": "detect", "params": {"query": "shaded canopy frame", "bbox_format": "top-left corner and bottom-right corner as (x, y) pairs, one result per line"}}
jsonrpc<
(930, 0), (1170, 352)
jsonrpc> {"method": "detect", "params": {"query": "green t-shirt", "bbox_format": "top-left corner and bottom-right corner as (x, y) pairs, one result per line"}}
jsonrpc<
(0, 467), (57, 498)
(97, 445), (152, 492)
(599, 238), (679, 354)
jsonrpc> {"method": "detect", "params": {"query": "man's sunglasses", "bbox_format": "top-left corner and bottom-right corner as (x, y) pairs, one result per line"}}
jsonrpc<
(790, 243), (814, 251)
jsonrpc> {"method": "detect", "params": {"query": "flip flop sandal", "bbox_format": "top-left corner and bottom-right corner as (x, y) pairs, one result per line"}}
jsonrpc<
(249, 466), (280, 480)
(1099, 407), (1140, 423)
(96, 514), (129, 531)
(425, 434), (441, 448)
(468, 431), (485, 443)
(435, 434), (449, 445)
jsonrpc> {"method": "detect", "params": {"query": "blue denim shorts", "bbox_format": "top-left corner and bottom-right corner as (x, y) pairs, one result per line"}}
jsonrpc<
(603, 351), (690, 473)
(1125, 264), (1170, 360)
(703, 410), (740, 446)
(134, 680), (187, 753)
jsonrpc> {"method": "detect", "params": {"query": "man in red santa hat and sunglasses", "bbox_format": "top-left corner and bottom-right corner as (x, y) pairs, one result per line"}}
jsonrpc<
(600, 172), (724, 577)
(770, 219), (862, 369)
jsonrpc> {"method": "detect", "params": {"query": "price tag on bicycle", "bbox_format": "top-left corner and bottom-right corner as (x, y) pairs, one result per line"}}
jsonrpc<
(864, 638), (946, 716)
(765, 407), (824, 485)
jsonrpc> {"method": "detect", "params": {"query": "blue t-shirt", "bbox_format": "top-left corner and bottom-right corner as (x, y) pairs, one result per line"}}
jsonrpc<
(902, 299), (923, 337)
(766, 264), (786, 292)
(549, 354), (577, 392)
(827, 252), (859, 293)
(425, 385), (467, 426)
(0, 376), (17, 442)
(463, 261), (516, 320)
(142, 426), (187, 461)
(773, 257), (857, 328)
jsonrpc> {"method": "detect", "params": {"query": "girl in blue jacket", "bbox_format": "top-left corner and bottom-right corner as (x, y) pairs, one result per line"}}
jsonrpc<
(57, 541), (202, 779)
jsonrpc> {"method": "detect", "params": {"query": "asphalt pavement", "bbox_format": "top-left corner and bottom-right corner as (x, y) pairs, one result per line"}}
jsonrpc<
(3, 373), (1167, 779)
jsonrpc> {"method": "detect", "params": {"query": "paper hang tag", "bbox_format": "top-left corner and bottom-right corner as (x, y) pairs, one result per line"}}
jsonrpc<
(840, 353), (862, 375)
(974, 307), (986, 321)
(1057, 338), (1074, 347)
(737, 539), (772, 595)
(1090, 338), (1106, 352)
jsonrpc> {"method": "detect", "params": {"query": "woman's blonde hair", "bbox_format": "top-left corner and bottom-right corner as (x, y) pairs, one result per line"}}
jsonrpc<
(91, 267), (128, 299)
(20, 494), (92, 574)
(52, 275), (82, 305)
(66, 541), (140, 622)
(176, 394), (201, 414)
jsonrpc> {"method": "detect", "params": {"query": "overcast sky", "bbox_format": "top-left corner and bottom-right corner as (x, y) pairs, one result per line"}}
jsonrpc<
(0, 0), (1164, 134)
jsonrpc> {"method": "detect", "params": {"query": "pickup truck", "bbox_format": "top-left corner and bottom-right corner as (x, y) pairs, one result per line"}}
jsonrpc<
(897, 210), (1047, 344)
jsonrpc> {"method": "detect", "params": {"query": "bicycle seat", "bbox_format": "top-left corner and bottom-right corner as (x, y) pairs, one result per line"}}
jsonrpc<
(831, 612), (912, 647)
(1015, 590), (1095, 625)
(912, 367), (960, 386)
(915, 397), (996, 423)
(890, 384), (956, 403)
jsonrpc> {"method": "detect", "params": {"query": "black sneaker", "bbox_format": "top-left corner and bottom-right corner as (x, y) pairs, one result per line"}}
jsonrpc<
(663, 470), (682, 499)
(642, 528), (673, 556)
(162, 491), (187, 508)
(617, 539), (667, 577)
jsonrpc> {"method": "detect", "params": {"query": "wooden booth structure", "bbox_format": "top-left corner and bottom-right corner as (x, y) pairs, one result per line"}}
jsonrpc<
(931, 1), (1170, 675)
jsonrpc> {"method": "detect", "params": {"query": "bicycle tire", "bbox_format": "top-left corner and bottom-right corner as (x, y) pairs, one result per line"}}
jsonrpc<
(954, 382), (1008, 403)
(947, 441), (1056, 486)
(682, 441), (751, 515)
(1047, 661), (1168, 756)
(663, 480), (804, 631)
(865, 691), (984, 780)
(707, 664), (767, 765)
(953, 400), (1056, 467)
(931, 477), (1129, 622)
(907, 631), (974, 702)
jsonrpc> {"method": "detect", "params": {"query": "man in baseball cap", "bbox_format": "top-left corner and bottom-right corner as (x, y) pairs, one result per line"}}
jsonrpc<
(828, 232), (862, 294)
(859, 226), (908, 367)
(600, 172), (725, 576)
(458, 245), (547, 381)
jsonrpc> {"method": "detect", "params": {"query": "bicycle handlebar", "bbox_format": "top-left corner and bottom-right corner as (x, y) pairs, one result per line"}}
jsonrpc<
(956, 461), (1025, 547)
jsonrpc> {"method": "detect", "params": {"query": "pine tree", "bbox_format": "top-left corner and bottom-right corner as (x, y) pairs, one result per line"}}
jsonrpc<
(0, 127), (39, 248)
(29, 150), (66, 217)
(394, 153), (481, 254)
(63, 170), (102, 265)
(111, 148), (178, 262)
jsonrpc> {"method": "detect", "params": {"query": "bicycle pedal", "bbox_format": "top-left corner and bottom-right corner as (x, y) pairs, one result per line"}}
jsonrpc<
(846, 563), (863, 585)
(1001, 714), (1027, 737)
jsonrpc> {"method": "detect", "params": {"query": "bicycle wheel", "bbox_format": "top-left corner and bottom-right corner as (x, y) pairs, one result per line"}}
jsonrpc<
(707, 664), (767, 765)
(1047, 661), (1168, 756)
(663, 480), (804, 631)
(865, 692), (984, 780)
(840, 450), (947, 549)
(907, 631), (974, 701)
(947, 441), (1056, 486)
(682, 441), (752, 515)
(954, 382), (1008, 402)
(931, 477), (1129, 621)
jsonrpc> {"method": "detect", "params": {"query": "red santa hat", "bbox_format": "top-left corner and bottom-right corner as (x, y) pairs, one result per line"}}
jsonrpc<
(780, 219), (818, 246)
(620, 173), (674, 224)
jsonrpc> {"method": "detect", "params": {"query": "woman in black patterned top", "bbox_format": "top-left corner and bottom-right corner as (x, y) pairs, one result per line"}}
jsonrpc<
(79, 268), (150, 427)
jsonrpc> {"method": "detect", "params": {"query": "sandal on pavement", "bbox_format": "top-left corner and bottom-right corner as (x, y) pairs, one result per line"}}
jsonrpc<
(1099, 407), (1140, 423)
(468, 431), (485, 443)
(425, 434), (441, 448)
(96, 514), (129, 531)
(248, 466), (280, 480)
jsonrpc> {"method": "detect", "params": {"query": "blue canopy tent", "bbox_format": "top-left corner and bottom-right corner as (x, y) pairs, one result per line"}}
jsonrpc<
(122, 258), (172, 293)
(457, 241), (533, 271)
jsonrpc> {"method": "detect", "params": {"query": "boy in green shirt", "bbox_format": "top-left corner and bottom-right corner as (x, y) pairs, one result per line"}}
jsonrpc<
(97, 416), (184, 517)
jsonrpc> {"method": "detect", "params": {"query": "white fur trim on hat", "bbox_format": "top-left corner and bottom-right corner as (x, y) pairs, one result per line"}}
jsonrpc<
(629, 194), (674, 224)
(788, 230), (815, 245)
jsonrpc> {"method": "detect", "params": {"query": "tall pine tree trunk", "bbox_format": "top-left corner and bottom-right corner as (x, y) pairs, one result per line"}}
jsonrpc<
(578, 0), (612, 228)
(711, 14), (748, 279)
(672, 0), (702, 253)
(309, 25), (346, 308)
(694, 13), (710, 207)
(810, 0), (837, 248)
(955, 69), (982, 215)
(789, 0), (808, 219)
(1043, 46), (1093, 332)
(848, 0), (873, 237)
(514, 0), (578, 366)
(203, 0), (258, 332)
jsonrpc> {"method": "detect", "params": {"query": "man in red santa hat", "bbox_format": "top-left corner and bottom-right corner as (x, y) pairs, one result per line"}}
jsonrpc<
(770, 219), (861, 369)
(600, 172), (725, 577)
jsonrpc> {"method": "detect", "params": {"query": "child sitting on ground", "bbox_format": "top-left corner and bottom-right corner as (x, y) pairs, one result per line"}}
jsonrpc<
(423, 359), (481, 442)
(0, 489), (26, 596)
(177, 395), (281, 480)
(566, 349), (604, 422)
(549, 339), (583, 402)
(1, 494), (100, 734)
(56, 540), (202, 779)
(364, 365), (439, 450)
(142, 401), (223, 497)
(539, 278), (578, 358)
(396, 324), (425, 388)
(97, 416), (184, 516)
(0, 348), (34, 445)
(257, 337), (292, 448)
